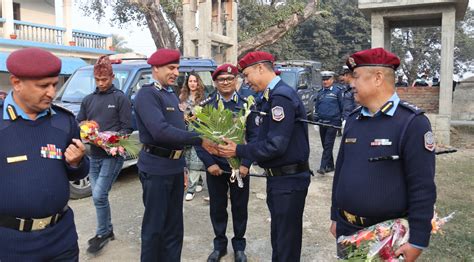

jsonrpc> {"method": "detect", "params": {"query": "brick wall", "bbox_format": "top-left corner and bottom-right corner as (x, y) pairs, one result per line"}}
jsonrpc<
(396, 86), (439, 113)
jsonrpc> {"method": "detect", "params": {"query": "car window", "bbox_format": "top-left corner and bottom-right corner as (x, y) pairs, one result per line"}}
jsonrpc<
(280, 71), (297, 89)
(298, 72), (310, 88)
(58, 70), (130, 102)
(177, 71), (215, 97)
(130, 70), (153, 100)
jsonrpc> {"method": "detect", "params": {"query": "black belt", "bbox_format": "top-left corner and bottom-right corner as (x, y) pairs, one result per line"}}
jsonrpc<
(143, 144), (183, 160)
(0, 206), (68, 232)
(264, 162), (310, 177)
(339, 209), (406, 227)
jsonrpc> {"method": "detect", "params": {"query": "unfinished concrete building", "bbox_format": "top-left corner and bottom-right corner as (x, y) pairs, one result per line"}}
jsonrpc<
(359, 0), (469, 145)
(182, 0), (238, 64)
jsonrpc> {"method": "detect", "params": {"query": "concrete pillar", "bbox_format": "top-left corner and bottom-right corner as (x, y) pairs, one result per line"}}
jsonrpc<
(197, 0), (212, 58)
(2, 0), (14, 38)
(62, 0), (73, 44)
(437, 6), (456, 145)
(224, 0), (238, 63)
(183, 0), (194, 56)
(371, 12), (390, 50)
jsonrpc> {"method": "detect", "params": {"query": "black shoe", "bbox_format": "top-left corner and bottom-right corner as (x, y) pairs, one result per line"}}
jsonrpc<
(234, 250), (247, 262)
(325, 167), (335, 173)
(87, 231), (115, 254)
(207, 250), (227, 262)
(316, 169), (325, 175)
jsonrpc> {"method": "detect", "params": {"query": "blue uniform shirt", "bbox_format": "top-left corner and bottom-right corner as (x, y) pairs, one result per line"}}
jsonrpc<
(195, 91), (258, 170)
(332, 96), (436, 248)
(341, 85), (356, 120)
(314, 85), (344, 125)
(236, 77), (311, 190)
(134, 82), (202, 175)
(0, 93), (89, 258)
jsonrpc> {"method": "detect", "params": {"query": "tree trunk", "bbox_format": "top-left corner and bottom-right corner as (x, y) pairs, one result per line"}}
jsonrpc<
(237, 0), (323, 57)
(130, 0), (178, 49)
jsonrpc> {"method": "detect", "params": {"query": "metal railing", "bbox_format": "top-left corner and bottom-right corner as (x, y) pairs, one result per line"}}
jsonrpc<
(73, 29), (109, 49)
(1, 19), (111, 50)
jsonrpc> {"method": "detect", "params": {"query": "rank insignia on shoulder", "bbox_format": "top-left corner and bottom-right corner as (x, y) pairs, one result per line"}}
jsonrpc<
(345, 138), (357, 144)
(40, 144), (63, 160)
(7, 104), (18, 120)
(370, 139), (392, 146)
(166, 107), (175, 111)
(424, 131), (435, 151)
(6, 155), (28, 163)
(271, 106), (285, 121)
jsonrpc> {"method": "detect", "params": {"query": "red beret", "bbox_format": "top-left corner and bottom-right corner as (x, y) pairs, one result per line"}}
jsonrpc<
(237, 51), (274, 72)
(346, 48), (400, 71)
(147, 49), (180, 67)
(212, 64), (239, 81)
(7, 47), (61, 78)
(274, 69), (281, 75)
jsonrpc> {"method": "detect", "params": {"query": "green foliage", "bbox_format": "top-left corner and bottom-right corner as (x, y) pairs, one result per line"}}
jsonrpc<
(189, 96), (255, 170)
(112, 34), (133, 53)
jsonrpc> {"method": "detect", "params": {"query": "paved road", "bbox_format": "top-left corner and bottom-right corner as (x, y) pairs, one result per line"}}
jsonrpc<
(71, 126), (339, 261)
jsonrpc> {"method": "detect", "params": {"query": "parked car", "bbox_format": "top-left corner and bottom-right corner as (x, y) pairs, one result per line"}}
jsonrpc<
(55, 57), (217, 199)
(275, 60), (322, 120)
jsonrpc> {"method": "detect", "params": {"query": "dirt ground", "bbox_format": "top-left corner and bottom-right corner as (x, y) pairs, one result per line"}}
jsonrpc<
(70, 125), (474, 262)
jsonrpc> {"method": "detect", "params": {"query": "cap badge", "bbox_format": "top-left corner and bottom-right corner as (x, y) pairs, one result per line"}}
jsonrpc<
(348, 57), (357, 68)
(227, 66), (232, 73)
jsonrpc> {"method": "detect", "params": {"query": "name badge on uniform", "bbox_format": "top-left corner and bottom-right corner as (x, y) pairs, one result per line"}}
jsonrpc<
(424, 131), (435, 151)
(370, 139), (392, 146)
(40, 144), (63, 160)
(271, 106), (285, 122)
(6, 155), (28, 164)
(166, 107), (175, 111)
(345, 138), (357, 144)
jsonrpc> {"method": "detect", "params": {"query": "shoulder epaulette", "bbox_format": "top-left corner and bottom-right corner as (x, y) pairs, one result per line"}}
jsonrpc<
(399, 100), (424, 115)
(52, 103), (75, 116)
(199, 95), (214, 107)
(349, 106), (362, 116)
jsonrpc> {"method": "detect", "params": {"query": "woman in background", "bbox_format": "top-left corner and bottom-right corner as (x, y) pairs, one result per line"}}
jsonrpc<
(179, 72), (206, 201)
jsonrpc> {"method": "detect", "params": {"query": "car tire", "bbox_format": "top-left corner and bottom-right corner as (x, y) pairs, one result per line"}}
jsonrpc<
(69, 176), (92, 199)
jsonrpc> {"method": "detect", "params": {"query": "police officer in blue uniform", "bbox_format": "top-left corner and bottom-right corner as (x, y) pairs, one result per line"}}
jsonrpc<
(314, 71), (344, 174)
(133, 48), (218, 261)
(340, 66), (356, 123)
(219, 51), (311, 262)
(330, 48), (436, 261)
(196, 64), (257, 262)
(0, 47), (89, 260)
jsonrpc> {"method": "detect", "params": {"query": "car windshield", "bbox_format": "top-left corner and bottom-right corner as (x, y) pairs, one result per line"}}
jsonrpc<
(57, 69), (130, 103)
(279, 71), (297, 89)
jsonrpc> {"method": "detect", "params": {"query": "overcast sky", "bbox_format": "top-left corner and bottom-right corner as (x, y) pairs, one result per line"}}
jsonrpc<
(60, 1), (474, 58)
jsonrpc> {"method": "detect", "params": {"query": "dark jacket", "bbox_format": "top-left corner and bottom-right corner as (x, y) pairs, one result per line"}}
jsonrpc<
(77, 85), (133, 157)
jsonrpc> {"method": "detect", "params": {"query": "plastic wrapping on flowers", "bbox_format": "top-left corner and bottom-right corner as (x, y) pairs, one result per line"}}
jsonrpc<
(337, 211), (454, 261)
(189, 96), (255, 186)
(79, 120), (140, 158)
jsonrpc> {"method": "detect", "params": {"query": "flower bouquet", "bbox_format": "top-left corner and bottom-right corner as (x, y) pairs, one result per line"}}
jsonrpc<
(188, 96), (255, 188)
(338, 211), (455, 261)
(79, 120), (141, 158)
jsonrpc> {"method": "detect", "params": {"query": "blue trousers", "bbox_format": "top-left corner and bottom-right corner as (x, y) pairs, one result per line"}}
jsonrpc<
(319, 126), (337, 170)
(88, 156), (124, 236)
(206, 168), (249, 252)
(266, 187), (308, 262)
(139, 171), (184, 262)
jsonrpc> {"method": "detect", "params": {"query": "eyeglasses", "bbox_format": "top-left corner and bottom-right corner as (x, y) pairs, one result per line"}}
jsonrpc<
(216, 77), (236, 84)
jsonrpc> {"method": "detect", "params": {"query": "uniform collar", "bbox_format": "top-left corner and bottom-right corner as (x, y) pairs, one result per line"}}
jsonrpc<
(361, 92), (400, 117)
(260, 76), (281, 101)
(323, 85), (333, 91)
(217, 92), (238, 103)
(2, 91), (55, 121)
(153, 81), (174, 93)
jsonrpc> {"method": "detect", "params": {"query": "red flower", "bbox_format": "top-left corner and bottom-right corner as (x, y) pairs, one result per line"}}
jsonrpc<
(107, 135), (119, 144)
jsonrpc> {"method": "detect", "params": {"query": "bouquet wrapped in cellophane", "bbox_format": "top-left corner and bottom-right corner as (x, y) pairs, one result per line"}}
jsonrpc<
(338, 210), (454, 261)
(189, 96), (255, 188)
(79, 120), (141, 158)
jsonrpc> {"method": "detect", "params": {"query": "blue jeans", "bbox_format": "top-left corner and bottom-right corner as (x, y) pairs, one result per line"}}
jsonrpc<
(89, 156), (124, 236)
